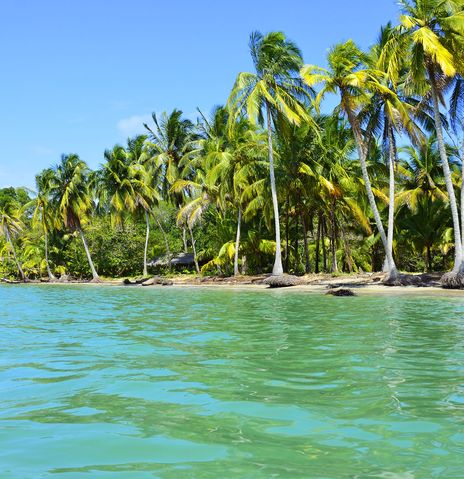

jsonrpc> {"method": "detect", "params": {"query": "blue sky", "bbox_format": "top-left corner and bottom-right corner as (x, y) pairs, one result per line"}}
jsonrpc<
(0, 0), (400, 188)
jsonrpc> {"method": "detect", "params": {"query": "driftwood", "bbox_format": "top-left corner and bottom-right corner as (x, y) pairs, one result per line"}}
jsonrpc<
(123, 277), (151, 285)
(326, 288), (356, 296)
(141, 276), (173, 286)
(1, 277), (20, 284)
(262, 275), (302, 288)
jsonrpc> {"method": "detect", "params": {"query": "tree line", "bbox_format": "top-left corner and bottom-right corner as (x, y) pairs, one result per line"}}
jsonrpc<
(1, 0), (464, 286)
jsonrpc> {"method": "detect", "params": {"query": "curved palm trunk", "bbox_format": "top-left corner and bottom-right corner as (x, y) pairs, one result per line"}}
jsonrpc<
(4, 225), (26, 281)
(266, 102), (283, 275)
(78, 227), (100, 282)
(44, 231), (56, 281)
(428, 70), (463, 273)
(143, 211), (150, 277)
(188, 225), (200, 275)
(345, 104), (397, 279)
(234, 207), (242, 276)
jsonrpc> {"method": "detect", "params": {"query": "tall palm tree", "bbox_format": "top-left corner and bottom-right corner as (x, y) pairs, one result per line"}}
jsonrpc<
(396, 0), (464, 283)
(144, 109), (195, 253)
(28, 168), (58, 280)
(363, 24), (425, 271)
(49, 154), (100, 282)
(228, 31), (314, 276)
(301, 40), (400, 280)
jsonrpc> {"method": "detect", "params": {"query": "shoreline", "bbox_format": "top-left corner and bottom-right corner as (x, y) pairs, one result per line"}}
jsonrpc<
(3, 273), (464, 297)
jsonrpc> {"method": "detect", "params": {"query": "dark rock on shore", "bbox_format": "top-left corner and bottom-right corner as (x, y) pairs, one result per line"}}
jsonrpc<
(262, 274), (302, 288)
(383, 272), (441, 287)
(441, 271), (464, 289)
(326, 288), (356, 296)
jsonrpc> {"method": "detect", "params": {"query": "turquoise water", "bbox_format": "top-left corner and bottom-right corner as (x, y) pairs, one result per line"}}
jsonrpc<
(1, 285), (464, 478)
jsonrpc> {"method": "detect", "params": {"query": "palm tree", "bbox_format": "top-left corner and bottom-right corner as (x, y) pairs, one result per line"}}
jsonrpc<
(28, 168), (58, 280)
(228, 31), (314, 276)
(95, 144), (134, 228)
(0, 201), (26, 281)
(363, 24), (426, 271)
(49, 154), (100, 282)
(396, 0), (464, 283)
(96, 136), (156, 276)
(126, 135), (157, 276)
(144, 109), (195, 253)
(301, 40), (400, 280)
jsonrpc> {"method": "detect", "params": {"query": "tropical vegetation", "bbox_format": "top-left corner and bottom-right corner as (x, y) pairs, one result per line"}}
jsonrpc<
(1, 0), (464, 286)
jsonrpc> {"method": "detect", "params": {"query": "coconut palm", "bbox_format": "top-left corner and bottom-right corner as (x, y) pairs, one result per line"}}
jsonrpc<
(0, 201), (26, 281)
(96, 136), (156, 276)
(363, 24), (427, 271)
(27, 168), (58, 280)
(49, 154), (100, 282)
(301, 40), (400, 279)
(144, 109), (195, 253)
(228, 31), (314, 276)
(396, 0), (464, 282)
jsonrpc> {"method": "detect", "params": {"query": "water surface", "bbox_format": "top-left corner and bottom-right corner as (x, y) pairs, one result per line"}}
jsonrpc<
(1, 285), (464, 478)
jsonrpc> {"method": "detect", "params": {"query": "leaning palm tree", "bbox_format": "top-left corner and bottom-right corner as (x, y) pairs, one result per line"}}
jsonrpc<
(49, 154), (100, 282)
(228, 31), (314, 276)
(301, 40), (400, 280)
(395, 0), (464, 284)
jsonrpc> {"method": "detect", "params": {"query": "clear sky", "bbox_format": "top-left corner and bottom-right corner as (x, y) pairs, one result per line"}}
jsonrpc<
(0, 0), (400, 189)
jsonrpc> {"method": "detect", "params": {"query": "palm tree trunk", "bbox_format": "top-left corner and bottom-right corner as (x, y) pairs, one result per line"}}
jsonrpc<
(460, 139), (464, 260)
(315, 213), (321, 274)
(266, 101), (283, 276)
(155, 215), (172, 271)
(293, 214), (300, 273)
(143, 211), (150, 277)
(330, 199), (338, 273)
(78, 227), (100, 282)
(322, 217), (328, 272)
(386, 124), (396, 272)
(340, 224), (354, 273)
(428, 67), (463, 273)
(285, 195), (290, 273)
(426, 244), (433, 272)
(188, 225), (200, 274)
(182, 225), (188, 253)
(301, 211), (310, 273)
(234, 207), (242, 276)
(44, 231), (56, 281)
(345, 104), (397, 279)
(4, 225), (26, 281)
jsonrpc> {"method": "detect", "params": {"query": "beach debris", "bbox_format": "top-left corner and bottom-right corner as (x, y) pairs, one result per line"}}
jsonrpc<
(1, 277), (20, 284)
(325, 288), (356, 296)
(141, 276), (173, 286)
